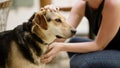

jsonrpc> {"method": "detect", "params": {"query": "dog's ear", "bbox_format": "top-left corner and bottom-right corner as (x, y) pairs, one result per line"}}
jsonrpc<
(34, 12), (48, 30)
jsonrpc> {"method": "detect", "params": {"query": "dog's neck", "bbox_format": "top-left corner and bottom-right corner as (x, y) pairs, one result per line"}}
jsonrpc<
(25, 22), (57, 64)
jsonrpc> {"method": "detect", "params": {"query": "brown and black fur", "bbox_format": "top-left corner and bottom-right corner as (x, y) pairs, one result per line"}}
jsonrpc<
(0, 9), (76, 68)
(0, 13), (42, 68)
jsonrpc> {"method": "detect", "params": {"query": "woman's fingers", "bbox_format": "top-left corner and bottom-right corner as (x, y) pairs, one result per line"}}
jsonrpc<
(40, 48), (55, 63)
(41, 54), (54, 64)
(40, 42), (62, 63)
(41, 48), (58, 63)
(43, 4), (59, 12)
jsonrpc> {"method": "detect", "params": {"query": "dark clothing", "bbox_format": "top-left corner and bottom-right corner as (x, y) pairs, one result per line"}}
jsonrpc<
(68, 0), (120, 68)
(85, 0), (105, 39)
(85, 0), (120, 50)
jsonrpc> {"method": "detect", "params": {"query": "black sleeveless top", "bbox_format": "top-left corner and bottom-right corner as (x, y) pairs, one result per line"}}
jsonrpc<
(85, 0), (120, 50)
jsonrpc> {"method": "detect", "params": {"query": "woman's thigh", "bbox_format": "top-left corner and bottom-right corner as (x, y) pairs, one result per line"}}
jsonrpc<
(70, 50), (120, 68)
(67, 37), (120, 68)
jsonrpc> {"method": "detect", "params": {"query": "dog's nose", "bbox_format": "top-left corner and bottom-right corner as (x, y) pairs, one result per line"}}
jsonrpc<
(71, 29), (76, 35)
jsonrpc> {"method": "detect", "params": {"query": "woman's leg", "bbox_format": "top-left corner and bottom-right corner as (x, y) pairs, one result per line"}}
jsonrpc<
(70, 50), (120, 68)
(68, 37), (120, 68)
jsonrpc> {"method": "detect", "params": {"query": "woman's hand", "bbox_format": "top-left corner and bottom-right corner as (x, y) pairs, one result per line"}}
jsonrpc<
(40, 42), (64, 64)
(43, 4), (59, 12)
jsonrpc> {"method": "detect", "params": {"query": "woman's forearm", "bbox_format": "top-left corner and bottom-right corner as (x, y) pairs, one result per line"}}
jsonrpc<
(61, 41), (102, 53)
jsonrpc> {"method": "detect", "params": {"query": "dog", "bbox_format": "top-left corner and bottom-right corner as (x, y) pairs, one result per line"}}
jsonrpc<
(0, 8), (76, 68)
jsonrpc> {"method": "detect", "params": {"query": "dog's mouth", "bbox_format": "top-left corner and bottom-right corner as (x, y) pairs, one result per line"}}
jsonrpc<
(56, 35), (63, 38)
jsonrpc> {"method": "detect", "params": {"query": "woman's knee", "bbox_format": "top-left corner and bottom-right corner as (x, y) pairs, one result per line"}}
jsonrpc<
(70, 54), (89, 68)
(70, 54), (79, 68)
(70, 50), (120, 68)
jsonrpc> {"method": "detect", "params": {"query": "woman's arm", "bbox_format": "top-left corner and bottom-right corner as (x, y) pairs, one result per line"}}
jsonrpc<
(61, 0), (120, 53)
(94, 0), (120, 49)
(68, 0), (86, 28)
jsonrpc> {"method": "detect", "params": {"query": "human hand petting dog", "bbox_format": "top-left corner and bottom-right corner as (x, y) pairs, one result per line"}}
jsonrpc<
(43, 4), (59, 12)
(40, 42), (64, 63)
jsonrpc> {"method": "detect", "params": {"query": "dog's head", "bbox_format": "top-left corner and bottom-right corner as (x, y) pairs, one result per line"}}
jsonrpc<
(31, 9), (76, 43)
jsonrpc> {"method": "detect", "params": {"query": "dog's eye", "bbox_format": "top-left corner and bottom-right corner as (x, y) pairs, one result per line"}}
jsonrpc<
(47, 17), (51, 22)
(55, 19), (62, 23)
